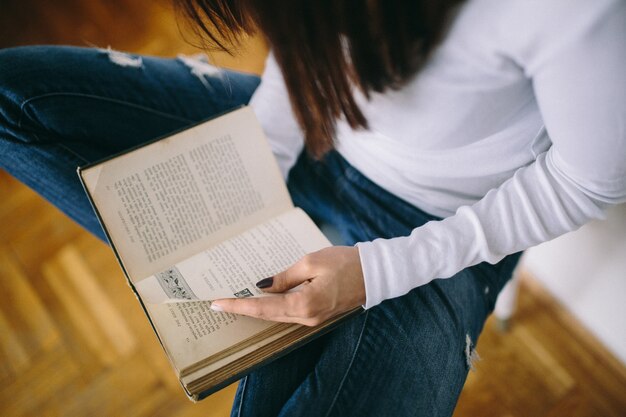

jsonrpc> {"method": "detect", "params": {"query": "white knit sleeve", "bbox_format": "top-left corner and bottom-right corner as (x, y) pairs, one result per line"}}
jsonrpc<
(249, 52), (304, 180)
(357, 0), (626, 308)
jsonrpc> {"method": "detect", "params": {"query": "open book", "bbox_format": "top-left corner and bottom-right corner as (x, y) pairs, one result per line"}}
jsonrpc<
(78, 107), (360, 401)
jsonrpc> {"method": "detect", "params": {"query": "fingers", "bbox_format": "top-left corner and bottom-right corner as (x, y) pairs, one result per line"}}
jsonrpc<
(209, 247), (365, 327)
(258, 255), (316, 293)
(211, 296), (288, 322)
(210, 291), (329, 327)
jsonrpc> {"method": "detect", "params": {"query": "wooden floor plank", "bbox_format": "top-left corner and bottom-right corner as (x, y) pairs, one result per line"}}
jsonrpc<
(56, 246), (137, 358)
(0, 249), (60, 356)
(510, 325), (575, 395)
(69, 234), (186, 393)
(516, 279), (626, 416)
(0, 346), (82, 417)
(453, 275), (626, 417)
(0, 308), (31, 378)
(57, 354), (160, 417)
(170, 384), (239, 417)
(42, 258), (118, 368)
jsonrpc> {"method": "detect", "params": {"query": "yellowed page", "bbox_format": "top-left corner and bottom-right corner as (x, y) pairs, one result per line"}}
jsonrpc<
(136, 208), (331, 303)
(81, 107), (292, 282)
(179, 323), (300, 387)
(145, 301), (279, 373)
(140, 208), (331, 371)
(78, 107), (321, 379)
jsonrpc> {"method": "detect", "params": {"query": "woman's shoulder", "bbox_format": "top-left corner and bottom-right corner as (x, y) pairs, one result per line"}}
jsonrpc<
(455, 0), (624, 69)
(463, 0), (622, 21)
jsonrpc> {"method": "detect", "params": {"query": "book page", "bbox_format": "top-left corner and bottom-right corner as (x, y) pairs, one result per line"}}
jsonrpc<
(136, 208), (331, 302)
(80, 107), (292, 281)
(145, 301), (280, 372)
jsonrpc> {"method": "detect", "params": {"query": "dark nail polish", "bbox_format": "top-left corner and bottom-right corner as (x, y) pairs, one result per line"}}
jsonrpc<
(256, 277), (274, 289)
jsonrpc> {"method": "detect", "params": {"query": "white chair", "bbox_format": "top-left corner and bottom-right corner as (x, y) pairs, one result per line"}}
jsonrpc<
(493, 267), (521, 331)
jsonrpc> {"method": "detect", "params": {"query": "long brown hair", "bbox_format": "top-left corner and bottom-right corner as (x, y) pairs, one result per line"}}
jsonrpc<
(175, 0), (463, 157)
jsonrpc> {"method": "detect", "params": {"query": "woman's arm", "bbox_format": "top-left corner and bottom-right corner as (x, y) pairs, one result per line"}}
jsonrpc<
(213, 0), (626, 322)
(249, 52), (304, 179)
(357, 0), (626, 308)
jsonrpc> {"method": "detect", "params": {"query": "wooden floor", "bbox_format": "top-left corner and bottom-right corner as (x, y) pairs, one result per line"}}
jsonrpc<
(1, 1), (626, 416)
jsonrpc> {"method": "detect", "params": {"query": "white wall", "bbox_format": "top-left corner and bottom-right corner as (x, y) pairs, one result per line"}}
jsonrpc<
(521, 203), (626, 365)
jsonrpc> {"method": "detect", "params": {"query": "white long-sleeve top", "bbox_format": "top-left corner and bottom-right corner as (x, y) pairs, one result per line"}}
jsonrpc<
(249, 0), (626, 309)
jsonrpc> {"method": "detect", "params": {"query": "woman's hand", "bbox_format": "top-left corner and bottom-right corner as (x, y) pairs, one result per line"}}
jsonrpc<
(210, 246), (365, 326)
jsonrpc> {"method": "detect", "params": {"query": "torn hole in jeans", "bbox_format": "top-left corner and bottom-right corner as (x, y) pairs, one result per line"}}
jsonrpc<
(465, 333), (481, 371)
(177, 54), (225, 91)
(99, 46), (143, 68)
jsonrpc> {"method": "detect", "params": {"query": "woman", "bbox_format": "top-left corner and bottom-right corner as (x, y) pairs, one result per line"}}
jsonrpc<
(1, 0), (624, 416)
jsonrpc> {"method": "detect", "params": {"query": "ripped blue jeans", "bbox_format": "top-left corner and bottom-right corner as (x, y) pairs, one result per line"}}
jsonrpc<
(0, 46), (521, 417)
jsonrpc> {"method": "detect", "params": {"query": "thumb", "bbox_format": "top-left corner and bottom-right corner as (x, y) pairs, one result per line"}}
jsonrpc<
(256, 257), (314, 293)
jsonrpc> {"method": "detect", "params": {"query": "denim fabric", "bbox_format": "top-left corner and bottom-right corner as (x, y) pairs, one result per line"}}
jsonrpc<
(0, 46), (260, 240)
(0, 46), (521, 417)
(233, 151), (522, 417)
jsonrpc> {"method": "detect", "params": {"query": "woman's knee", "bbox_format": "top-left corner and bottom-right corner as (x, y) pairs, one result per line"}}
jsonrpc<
(0, 47), (35, 131)
(0, 45), (72, 97)
(0, 46), (76, 142)
(0, 45), (143, 146)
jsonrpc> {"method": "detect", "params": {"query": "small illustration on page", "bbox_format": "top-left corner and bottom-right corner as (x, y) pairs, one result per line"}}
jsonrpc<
(155, 267), (199, 300)
(234, 288), (254, 298)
